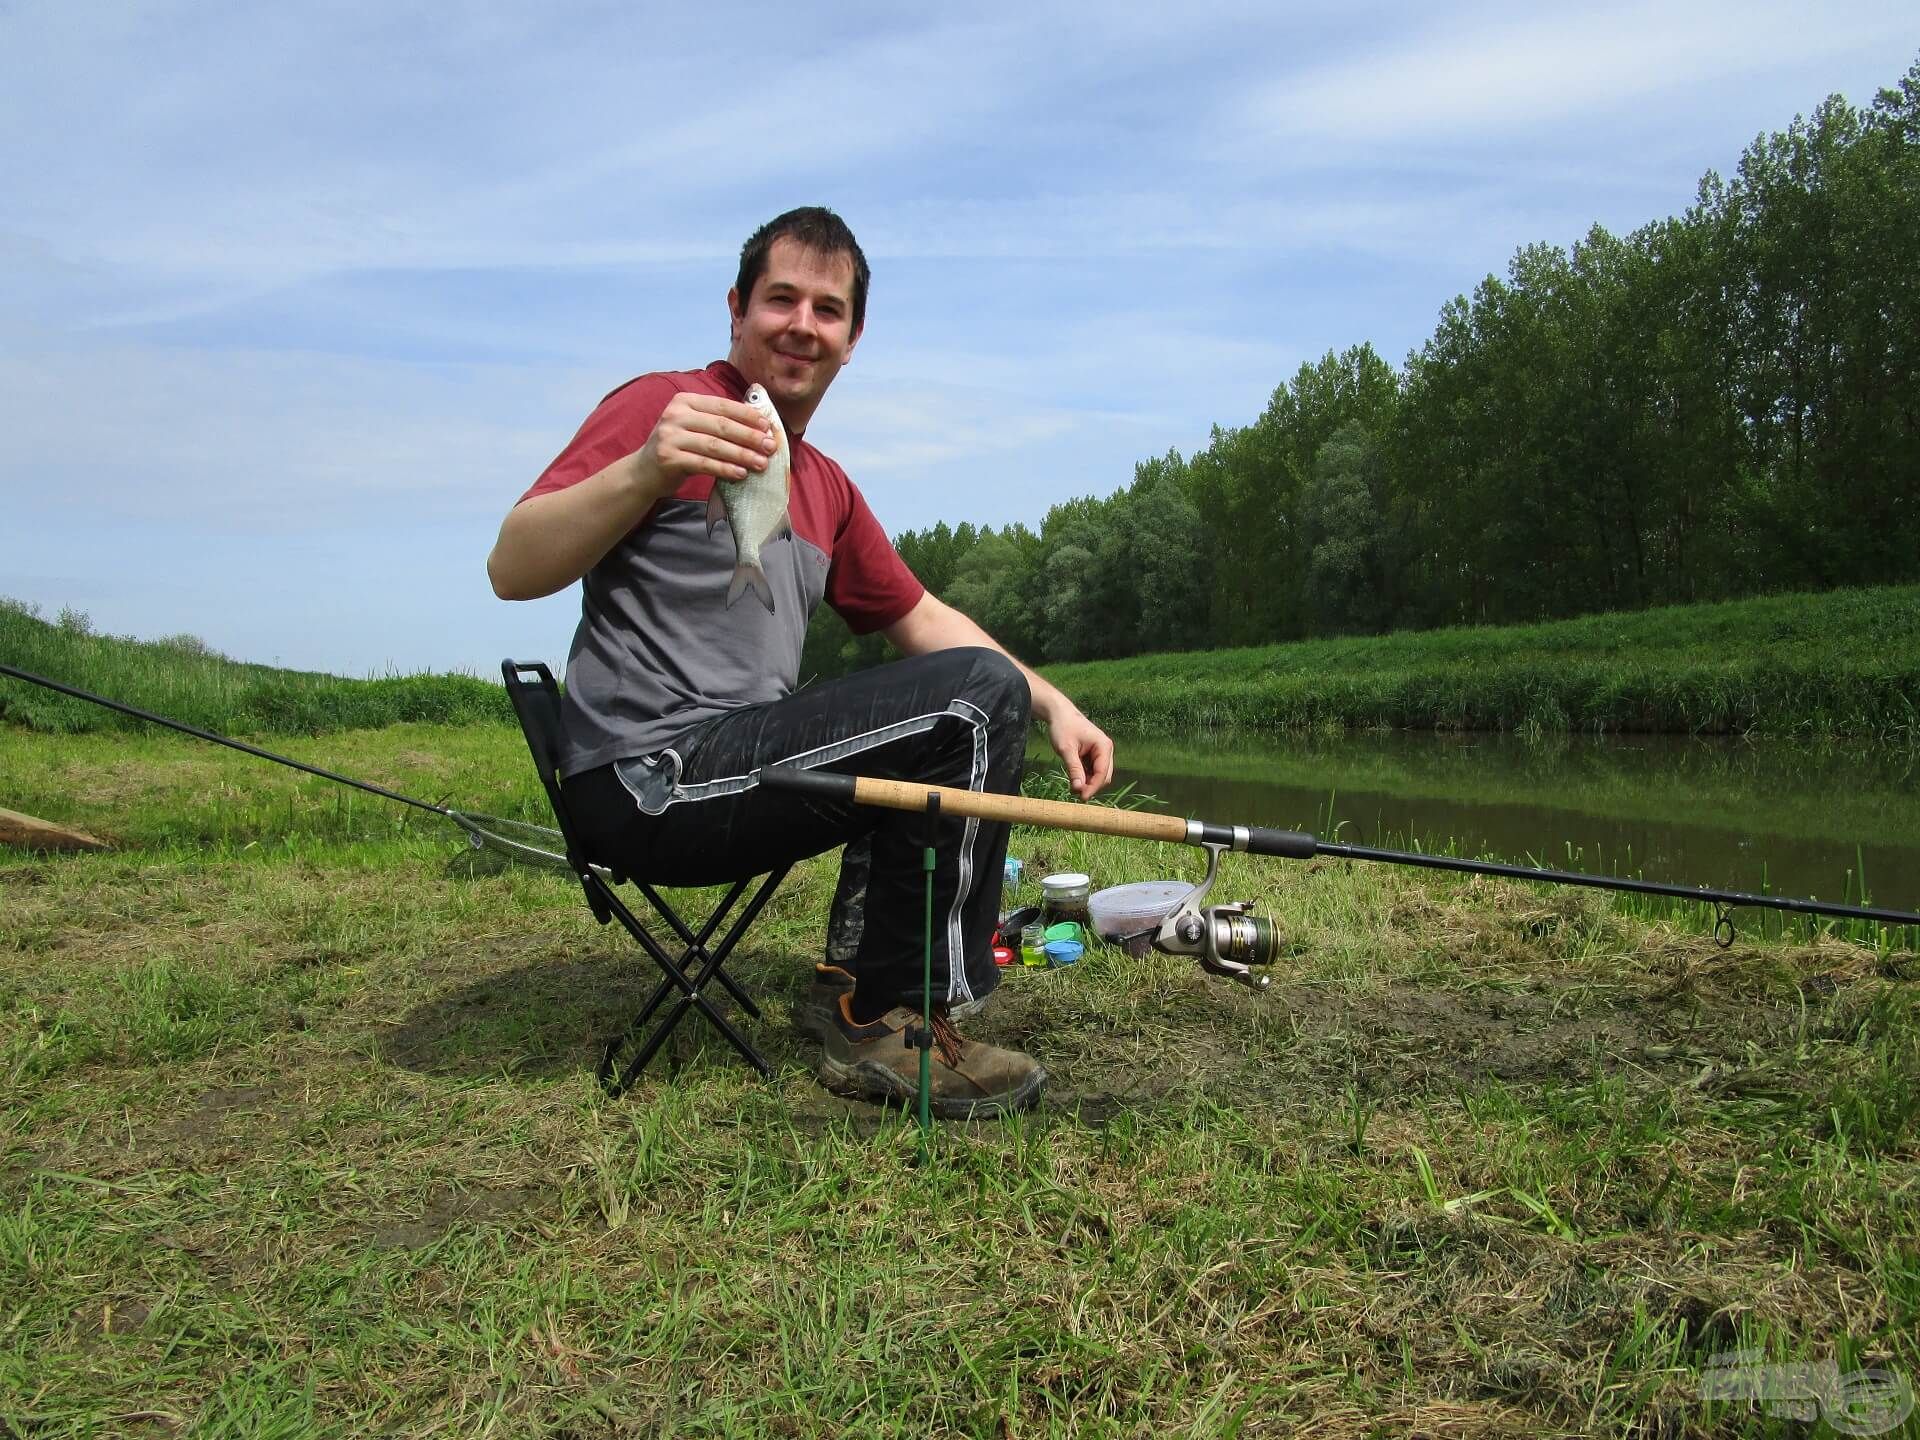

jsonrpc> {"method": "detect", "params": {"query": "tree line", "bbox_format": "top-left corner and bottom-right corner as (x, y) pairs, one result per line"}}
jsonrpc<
(804, 60), (1920, 680)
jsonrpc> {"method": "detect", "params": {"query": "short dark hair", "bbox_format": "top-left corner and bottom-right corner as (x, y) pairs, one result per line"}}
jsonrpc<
(735, 206), (870, 333)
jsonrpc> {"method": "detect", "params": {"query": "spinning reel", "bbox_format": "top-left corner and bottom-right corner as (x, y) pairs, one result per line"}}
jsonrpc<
(1148, 842), (1278, 989)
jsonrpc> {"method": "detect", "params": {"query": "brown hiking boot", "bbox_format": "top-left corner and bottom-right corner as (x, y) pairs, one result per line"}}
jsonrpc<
(817, 994), (1045, 1119)
(795, 962), (988, 1042)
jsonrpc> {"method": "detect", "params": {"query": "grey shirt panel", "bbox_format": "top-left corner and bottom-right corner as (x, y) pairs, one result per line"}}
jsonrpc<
(557, 497), (831, 777)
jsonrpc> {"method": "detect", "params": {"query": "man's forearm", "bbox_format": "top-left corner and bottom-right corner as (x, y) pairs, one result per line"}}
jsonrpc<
(886, 594), (1078, 726)
(883, 590), (1115, 798)
(980, 625), (1075, 727)
(487, 451), (671, 600)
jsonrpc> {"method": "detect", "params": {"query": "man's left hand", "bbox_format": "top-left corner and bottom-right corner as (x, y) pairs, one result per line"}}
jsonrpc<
(1045, 705), (1115, 800)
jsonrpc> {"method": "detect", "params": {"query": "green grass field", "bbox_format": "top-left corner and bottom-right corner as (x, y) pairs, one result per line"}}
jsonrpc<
(0, 599), (511, 737)
(3, 722), (1916, 1436)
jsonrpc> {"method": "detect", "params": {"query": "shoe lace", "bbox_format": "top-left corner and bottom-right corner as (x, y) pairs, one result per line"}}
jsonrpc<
(928, 1010), (966, 1068)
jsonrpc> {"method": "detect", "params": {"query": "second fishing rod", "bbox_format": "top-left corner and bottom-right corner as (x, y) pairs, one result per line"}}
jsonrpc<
(757, 767), (1920, 990)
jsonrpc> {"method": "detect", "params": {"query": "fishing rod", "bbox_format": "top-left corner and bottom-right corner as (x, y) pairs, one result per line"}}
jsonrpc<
(758, 768), (1920, 988)
(0, 663), (573, 870)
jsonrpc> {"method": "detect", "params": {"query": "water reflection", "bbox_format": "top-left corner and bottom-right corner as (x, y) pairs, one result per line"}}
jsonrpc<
(1028, 732), (1920, 913)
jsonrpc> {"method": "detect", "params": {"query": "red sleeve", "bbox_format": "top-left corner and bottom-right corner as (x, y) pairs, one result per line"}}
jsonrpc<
(825, 470), (926, 634)
(517, 373), (686, 505)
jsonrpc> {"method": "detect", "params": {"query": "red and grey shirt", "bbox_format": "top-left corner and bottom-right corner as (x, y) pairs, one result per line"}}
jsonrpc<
(518, 361), (924, 777)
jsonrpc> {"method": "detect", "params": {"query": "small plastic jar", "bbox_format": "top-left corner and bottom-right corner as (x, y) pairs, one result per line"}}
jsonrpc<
(1021, 920), (1048, 967)
(1040, 872), (1092, 929)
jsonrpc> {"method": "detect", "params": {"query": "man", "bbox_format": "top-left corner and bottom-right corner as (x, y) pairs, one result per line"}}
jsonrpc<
(488, 206), (1113, 1117)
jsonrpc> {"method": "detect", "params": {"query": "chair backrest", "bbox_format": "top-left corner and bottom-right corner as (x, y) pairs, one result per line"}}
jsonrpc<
(501, 659), (606, 888)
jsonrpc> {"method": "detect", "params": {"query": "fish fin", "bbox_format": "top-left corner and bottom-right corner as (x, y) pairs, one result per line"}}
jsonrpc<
(773, 506), (792, 542)
(726, 563), (776, 613)
(706, 487), (727, 538)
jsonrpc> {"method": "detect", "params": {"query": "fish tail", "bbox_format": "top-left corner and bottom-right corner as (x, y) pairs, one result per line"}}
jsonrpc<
(726, 562), (776, 613)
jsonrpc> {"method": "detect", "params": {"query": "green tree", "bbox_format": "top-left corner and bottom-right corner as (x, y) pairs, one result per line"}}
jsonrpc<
(1118, 454), (1211, 654)
(1303, 423), (1386, 633)
(945, 526), (1045, 659)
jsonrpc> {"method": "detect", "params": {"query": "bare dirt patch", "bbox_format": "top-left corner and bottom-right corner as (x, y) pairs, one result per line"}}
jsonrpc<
(166, 1084), (282, 1142)
(353, 1181), (547, 1251)
(331, 914), (1910, 1142)
(71, 1297), (152, 1337)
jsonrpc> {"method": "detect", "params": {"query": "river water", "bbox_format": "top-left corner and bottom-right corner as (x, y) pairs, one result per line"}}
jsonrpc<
(1030, 731), (1920, 917)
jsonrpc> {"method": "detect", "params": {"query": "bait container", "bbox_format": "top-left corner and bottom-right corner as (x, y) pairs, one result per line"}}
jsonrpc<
(1089, 880), (1192, 956)
(1039, 872), (1092, 928)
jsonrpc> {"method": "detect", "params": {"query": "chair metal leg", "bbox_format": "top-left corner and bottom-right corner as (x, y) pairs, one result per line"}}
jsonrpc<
(591, 867), (791, 1095)
(636, 881), (763, 1018)
(609, 957), (768, 1092)
(617, 880), (754, 1041)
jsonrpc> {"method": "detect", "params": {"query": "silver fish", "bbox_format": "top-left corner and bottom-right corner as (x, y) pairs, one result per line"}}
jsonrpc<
(706, 382), (792, 612)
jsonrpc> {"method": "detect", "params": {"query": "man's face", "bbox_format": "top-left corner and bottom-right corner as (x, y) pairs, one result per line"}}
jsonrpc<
(727, 236), (862, 429)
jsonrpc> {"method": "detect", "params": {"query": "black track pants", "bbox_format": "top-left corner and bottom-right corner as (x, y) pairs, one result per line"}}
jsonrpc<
(561, 647), (1029, 1013)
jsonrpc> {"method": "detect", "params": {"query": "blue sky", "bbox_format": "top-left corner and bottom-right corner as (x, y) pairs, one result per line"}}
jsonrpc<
(3, 1), (1914, 678)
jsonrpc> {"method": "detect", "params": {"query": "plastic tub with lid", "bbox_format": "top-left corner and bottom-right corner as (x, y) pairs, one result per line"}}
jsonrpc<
(1088, 880), (1191, 954)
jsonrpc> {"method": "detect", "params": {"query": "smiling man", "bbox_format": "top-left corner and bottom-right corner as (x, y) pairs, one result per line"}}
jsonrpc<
(488, 206), (1113, 1117)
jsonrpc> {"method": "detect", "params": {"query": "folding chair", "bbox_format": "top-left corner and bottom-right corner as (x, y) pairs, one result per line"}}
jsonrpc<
(501, 660), (790, 1095)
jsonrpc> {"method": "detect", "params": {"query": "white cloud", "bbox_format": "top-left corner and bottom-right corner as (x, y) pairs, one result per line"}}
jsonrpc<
(1241, 0), (1910, 148)
(3, 5), (1146, 289)
(827, 385), (1089, 476)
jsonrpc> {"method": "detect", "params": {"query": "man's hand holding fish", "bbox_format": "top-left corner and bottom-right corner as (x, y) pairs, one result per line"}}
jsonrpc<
(641, 391), (779, 487)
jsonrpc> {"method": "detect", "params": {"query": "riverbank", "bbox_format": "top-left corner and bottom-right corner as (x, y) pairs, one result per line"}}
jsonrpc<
(1043, 585), (1920, 740)
(10, 585), (1920, 743)
(2, 721), (1914, 1434)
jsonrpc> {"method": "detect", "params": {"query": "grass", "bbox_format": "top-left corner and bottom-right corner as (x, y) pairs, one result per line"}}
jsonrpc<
(1043, 584), (1920, 740)
(10, 584), (1920, 745)
(0, 598), (512, 737)
(3, 721), (1917, 1436)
